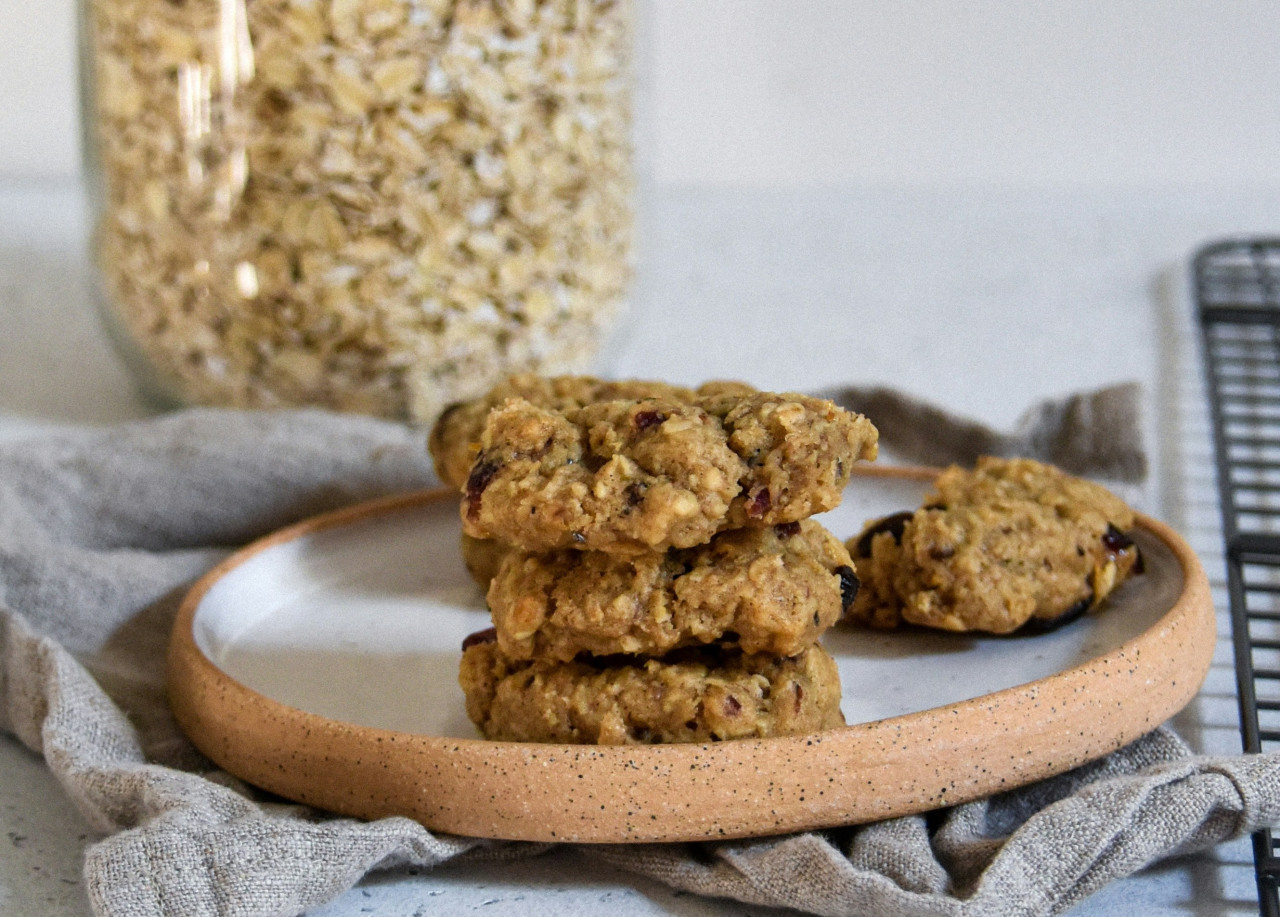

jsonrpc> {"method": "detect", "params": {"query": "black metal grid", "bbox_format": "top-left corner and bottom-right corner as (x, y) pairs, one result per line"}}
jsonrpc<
(1197, 237), (1280, 916)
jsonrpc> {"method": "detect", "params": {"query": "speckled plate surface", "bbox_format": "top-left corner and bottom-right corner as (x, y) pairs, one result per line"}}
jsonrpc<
(167, 471), (1215, 843)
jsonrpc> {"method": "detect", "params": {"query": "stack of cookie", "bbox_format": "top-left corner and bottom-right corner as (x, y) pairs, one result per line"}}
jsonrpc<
(429, 374), (880, 745)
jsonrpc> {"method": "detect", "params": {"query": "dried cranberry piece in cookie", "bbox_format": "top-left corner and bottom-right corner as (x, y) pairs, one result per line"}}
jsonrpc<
(851, 511), (914, 558)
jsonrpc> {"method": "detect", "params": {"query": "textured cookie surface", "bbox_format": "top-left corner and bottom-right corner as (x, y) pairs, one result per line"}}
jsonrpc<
(460, 533), (512, 589)
(487, 520), (858, 661)
(429, 374), (756, 490)
(459, 635), (845, 744)
(459, 389), (878, 554)
(846, 456), (1142, 634)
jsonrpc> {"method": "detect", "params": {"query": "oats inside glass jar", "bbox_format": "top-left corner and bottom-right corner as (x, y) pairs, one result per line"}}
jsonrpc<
(81, 0), (634, 422)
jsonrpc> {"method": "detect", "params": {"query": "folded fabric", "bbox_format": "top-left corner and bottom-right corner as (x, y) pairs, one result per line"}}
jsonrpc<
(820, 382), (1148, 483)
(1, 406), (1275, 917)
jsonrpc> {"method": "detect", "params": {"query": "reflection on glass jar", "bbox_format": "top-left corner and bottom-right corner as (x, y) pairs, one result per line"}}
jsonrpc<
(79, 0), (633, 422)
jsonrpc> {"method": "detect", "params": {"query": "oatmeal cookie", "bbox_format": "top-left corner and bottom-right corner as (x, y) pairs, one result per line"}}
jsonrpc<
(460, 533), (512, 589)
(429, 374), (757, 489)
(846, 457), (1143, 634)
(460, 389), (878, 554)
(459, 632), (845, 744)
(487, 520), (858, 661)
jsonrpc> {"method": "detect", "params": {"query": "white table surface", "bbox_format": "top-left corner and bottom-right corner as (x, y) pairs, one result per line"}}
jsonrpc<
(2, 177), (1279, 915)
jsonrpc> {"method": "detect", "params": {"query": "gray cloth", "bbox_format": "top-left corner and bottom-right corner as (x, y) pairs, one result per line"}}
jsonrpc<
(0, 407), (1276, 917)
(820, 382), (1148, 483)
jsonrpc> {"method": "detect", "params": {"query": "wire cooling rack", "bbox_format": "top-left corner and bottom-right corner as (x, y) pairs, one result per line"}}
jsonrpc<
(1197, 237), (1280, 915)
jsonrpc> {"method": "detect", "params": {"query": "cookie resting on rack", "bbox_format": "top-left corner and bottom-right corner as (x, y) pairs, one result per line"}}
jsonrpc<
(845, 456), (1143, 634)
(429, 373), (757, 491)
(456, 389), (879, 554)
(459, 632), (846, 745)
(486, 519), (858, 662)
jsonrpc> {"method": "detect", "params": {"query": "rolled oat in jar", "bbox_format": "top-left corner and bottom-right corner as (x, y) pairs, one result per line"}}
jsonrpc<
(79, 0), (634, 422)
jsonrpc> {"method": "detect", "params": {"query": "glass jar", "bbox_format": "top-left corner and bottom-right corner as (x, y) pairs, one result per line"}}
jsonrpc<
(78, 0), (633, 423)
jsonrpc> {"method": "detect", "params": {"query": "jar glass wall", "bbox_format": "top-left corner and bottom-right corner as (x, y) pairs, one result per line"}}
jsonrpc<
(78, 0), (633, 423)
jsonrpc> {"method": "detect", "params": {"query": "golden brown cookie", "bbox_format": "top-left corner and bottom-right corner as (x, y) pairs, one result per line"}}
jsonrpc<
(846, 457), (1143, 634)
(459, 632), (845, 744)
(460, 533), (512, 589)
(459, 389), (878, 554)
(429, 374), (757, 490)
(487, 520), (858, 661)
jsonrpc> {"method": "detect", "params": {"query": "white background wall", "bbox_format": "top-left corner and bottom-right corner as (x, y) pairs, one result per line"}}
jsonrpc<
(2, 0), (1279, 186)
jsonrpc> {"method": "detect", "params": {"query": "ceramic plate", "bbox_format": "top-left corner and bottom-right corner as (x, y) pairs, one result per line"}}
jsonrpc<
(168, 470), (1215, 842)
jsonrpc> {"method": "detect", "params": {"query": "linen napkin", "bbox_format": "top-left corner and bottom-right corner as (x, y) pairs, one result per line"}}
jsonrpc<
(1, 403), (1277, 917)
(819, 381), (1148, 483)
